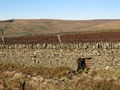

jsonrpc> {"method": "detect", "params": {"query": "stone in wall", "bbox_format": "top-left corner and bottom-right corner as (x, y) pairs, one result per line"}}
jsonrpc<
(0, 43), (120, 70)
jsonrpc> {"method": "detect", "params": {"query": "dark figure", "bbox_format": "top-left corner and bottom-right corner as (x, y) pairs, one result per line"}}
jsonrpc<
(77, 58), (86, 71)
(20, 81), (26, 90)
(77, 57), (92, 71)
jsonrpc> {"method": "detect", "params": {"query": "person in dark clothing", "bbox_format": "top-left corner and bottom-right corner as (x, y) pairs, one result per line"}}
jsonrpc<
(77, 57), (92, 71)
(77, 57), (86, 71)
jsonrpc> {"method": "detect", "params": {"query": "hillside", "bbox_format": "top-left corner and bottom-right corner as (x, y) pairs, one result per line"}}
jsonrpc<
(0, 19), (120, 37)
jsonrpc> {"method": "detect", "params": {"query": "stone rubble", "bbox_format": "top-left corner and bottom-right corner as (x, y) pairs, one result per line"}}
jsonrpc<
(0, 42), (120, 70)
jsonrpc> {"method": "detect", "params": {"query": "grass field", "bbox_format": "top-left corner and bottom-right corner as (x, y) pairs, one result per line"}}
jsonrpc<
(1, 19), (120, 37)
(1, 19), (120, 90)
(0, 63), (119, 90)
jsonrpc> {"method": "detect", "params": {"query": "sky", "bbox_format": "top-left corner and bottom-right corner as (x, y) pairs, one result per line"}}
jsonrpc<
(0, 0), (120, 20)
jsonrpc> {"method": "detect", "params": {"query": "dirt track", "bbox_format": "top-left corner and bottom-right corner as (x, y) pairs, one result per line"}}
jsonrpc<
(1, 31), (120, 44)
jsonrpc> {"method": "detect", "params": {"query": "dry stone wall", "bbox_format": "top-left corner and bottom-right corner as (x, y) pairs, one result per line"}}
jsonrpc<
(0, 42), (120, 70)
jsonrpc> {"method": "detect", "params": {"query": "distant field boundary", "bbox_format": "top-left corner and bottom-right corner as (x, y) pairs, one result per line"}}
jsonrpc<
(1, 28), (120, 38)
(1, 31), (120, 44)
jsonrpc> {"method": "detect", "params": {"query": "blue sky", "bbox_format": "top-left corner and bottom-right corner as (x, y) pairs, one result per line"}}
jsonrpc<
(0, 0), (120, 20)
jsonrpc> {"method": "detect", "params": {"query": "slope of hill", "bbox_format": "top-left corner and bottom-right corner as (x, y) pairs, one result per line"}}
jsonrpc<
(0, 19), (120, 37)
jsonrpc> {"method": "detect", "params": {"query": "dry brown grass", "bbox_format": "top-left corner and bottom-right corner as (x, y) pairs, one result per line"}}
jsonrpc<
(1, 19), (120, 37)
(0, 63), (120, 90)
(0, 63), (71, 78)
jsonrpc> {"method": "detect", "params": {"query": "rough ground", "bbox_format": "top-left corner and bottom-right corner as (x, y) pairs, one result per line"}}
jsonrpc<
(1, 18), (120, 90)
(0, 43), (120, 90)
(0, 43), (120, 70)
(0, 63), (120, 90)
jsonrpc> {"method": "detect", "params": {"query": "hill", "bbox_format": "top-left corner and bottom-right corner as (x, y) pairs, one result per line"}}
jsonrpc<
(0, 19), (120, 37)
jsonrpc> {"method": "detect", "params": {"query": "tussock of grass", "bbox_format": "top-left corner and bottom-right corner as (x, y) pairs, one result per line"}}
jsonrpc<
(89, 69), (120, 79)
(0, 63), (71, 78)
(0, 63), (120, 90)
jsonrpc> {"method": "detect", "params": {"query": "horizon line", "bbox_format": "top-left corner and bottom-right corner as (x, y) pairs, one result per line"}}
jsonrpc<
(1, 18), (120, 21)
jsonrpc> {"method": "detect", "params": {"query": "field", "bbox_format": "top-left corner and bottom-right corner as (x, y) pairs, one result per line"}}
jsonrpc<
(1, 31), (120, 44)
(0, 43), (120, 90)
(0, 63), (120, 90)
(1, 19), (120, 37)
(0, 19), (120, 90)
